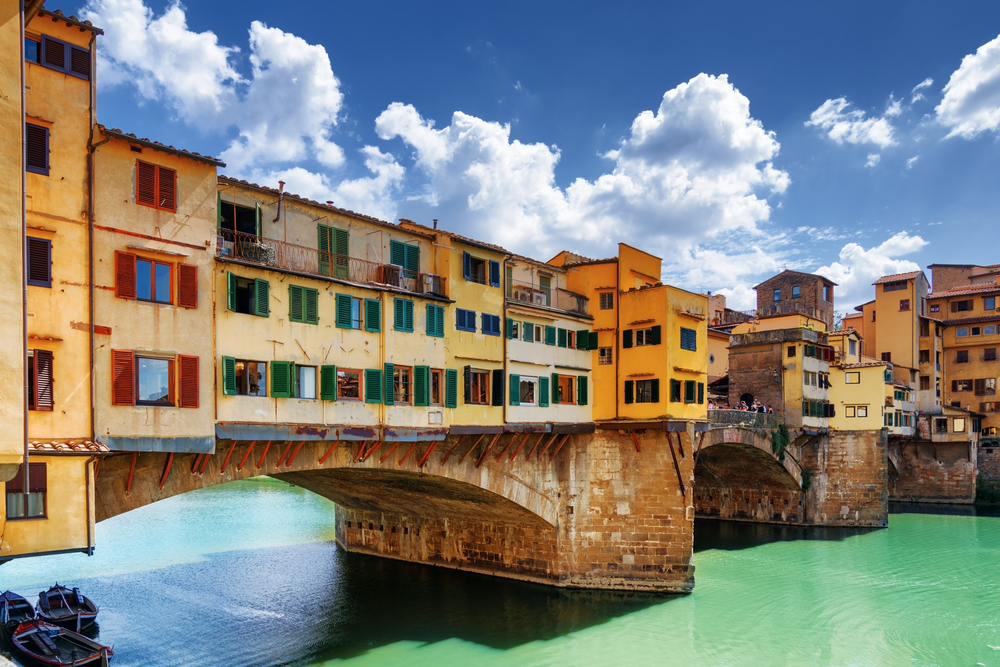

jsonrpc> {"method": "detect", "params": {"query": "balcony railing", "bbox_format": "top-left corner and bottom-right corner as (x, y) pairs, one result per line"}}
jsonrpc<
(217, 229), (446, 298)
(708, 409), (783, 430)
(507, 278), (589, 316)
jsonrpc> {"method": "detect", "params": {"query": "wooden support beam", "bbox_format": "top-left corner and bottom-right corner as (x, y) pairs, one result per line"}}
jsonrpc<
(318, 440), (338, 465)
(509, 433), (535, 461)
(631, 431), (641, 453)
(526, 433), (550, 459)
(549, 434), (571, 460)
(191, 453), (204, 474)
(667, 434), (686, 500)
(354, 440), (371, 463)
(693, 432), (707, 468)
(158, 452), (174, 490)
(476, 433), (502, 468)
(361, 440), (384, 463)
(256, 440), (272, 469)
(236, 441), (256, 471)
(219, 440), (238, 474)
(440, 435), (464, 464)
(536, 433), (559, 460)
(197, 451), (212, 474)
(125, 452), (138, 496)
(380, 441), (399, 464)
(285, 440), (306, 467)
(494, 434), (517, 462)
(417, 442), (439, 467)
(675, 432), (685, 458)
(459, 434), (487, 464)
(275, 440), (295, 467)
(398, 442), (417, 465)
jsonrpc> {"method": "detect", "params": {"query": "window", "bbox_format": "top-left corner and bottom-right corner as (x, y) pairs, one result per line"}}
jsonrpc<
(680, 327), (697, 351)
(634, 379), (659, 403)
(567, 331), (575, 348)
(508, 319), (520, 340)
(599, 347), (613, 365)
(881, 352), (892, 363)
(363, 368), (382, 403)
(884, 369), (893, 383)
(295, 366), (316, 399)
(823, 285), (831, 302)
(26, 237), (52, 288)
(957, 328), (969, 337)
(787, 345), (796, 358)
(445, 369), (458, 408)
(519, 376), (538, 406)
(26, 123), (49, 176)
(883, 282), (906, 292)
(846, 406), (856, 417)
(116, 252), (196, 307)
(226, 273), (268, 316)
(462, 252), (499, 286)
(987, 326), (998, 336)
(220, 201), (261, 237)
(954, 418), (966, 433)
(467, 368), (490, 405)
(899, 299), (910, 311)
(935, 419), (948, 434)
(857, 406), (868, 418)
(558, 328), (568, 348)
(975, 378), (997, 396)
(5, 463), (46, 520)
(973, 327), (982, 336)
(522, 322), (535, 343)
(952, 300), (973, 312)
(986, 297), (997, 311)
(792, 285), (801, 298)
(389, 239), (419, 276)
(804, 371), (818, 387)
(849, 339), (857, 355)
(38, 35), (90, 79)
(929, 304), (940, 313)
(336, 369), (361, 401)
(393, 366), (412, 404)
(545, 325), (556, 346)
(222, 358), (267, 396)
(986, 348), (998, 362)
(426, 304), (445, 337)
(919, 349), (930, 364)
(920, 376), (930, 390)
(288, 285), (319, 324)
(430, 369), (443, 405)
(394, 298), (414, 332)
(957, 350), (969, 363)
(25, 37), (40, 63)
(136, 161), (176, 212)
(136, 258), (172, 304)
(872, 310), (876, 322)
(481, 313), (501, 336)
(773, 288), (782, 302)
(336, 294), (363, 329)
(364, 299), (381, 332)
(684, 380), (697, 404)
(27, 349), (54, 411)
(599, 292), (614, 310)
(982, 402), (998, 413)
(953, 379), (972, 392)
(635, 326), (661, 347)
(920, 321), (929, 337)
(137, 356), (173, 405)
(557, 375), (575, 404)
(456, 308), (477, 332)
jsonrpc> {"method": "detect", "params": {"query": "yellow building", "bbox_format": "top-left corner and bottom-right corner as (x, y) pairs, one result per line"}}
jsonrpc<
(2, 4), (105, 559)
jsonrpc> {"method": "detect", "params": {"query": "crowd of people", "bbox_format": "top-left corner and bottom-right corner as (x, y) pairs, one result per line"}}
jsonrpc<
(707, 399), (774, 414)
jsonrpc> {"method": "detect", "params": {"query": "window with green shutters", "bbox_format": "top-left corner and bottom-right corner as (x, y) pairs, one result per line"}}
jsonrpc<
(426, 304), (444, 337)
(577, 376), (588, 405)
(445, 368), (458, 408)
(414, 366), (430, 406)
(383, 363), (394, 405)
(289, 285), (319, 324)
(698, 382), (705, 405)
(509, 373), (520, 406)
(335, 293), (357, 329)
(320, 365), (337, 401)
(523, 322), (534, 343)
(227, 272), (237, 312)
(271, 361), (294, 398)
(365, 298), (381, 332)
(318, 224), (349, 279)
(253, 278), (269, 316)
(624, 380), (634, 404)
(394, 298), (414, 332)
(670, 379), (682, 402)
(222, 356), (237, 395)
(577, 330), (590, 350)
(557, 328), (567, 348)
(506, 317), (515, 339)
(538, 376), (550, 407)
(684, 380), (697, 403)
(389, 240), (420, 276)
(545, 325), (556, 346)
(364, 368), (382, 403)
(226, 272), (269, 317)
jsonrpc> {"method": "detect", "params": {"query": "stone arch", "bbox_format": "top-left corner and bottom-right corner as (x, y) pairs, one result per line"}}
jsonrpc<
(700, 426), (802, 487)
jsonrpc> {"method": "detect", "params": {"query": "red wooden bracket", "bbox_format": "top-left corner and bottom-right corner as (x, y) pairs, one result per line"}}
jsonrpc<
(361, 440), (384, 463)
(197, 451), (212, 474)
(440, 435), (464, 464)
(219, 440), (238, 474)
(275, 440), (295, 467)
(380, 441), (399, 464)
(632, 431), (641, 453)
(475, 433), (502, 468)
(536, 433), (559, 460)
(125, 451), (138, 496)
(236, 441), (256, 471)
(417, 441), (439, 467)
(318, 439), (338, 465)
(398, 442), (417, 465)
(256, 440), (272, 469)
(354, 440), (370, 462)
(191, 453), (204, 474)
(526, 433), (549, 459)
(459, 434), (487, 464)
(549, 434), (571, 460)
(158, 452), (174, 490)
(509, 433), (533, 461)
(285, 440), (306, 467)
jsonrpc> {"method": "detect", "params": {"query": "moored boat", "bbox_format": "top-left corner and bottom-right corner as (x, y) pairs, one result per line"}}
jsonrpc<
(35, 585), (99, 632)
(11, 619), (112, 666)
(1, 590), (36, 633)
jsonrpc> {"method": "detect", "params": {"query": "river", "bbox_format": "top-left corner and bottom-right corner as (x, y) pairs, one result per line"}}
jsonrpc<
(2, 477), (1000, 666)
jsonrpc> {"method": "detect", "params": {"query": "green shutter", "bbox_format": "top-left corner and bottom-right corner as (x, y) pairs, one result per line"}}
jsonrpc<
(588, 331), (598, 350)
(334, 228), (349, 278)
(394, 298), (405, 330)
(577, 376), (588, 405)
(364, 369), (382, 403)
(365, 298), (381, 332)
(685, 380), (696, 403)
(390, 240), (406, 266)
(405, 299), (414, 332)
(426, 304), (443, 337)
(384, 363), (394, 405)
(557, 328), (567, 348)
(318, 224), (331, 276)
(577, 330), (589, 349)
(271, 361), (292, 398)
(305, 287), (319, 324)
(253, 278), (269, 317)
(222, 356), (237, 395)
(552, 373), (560, 404)
(624, 380), (634, 404)
(336, 294), (352, 328)
(651, 325), (661, 345)
(445, 368), (458, 408)
(506, 317), (515, 339)
(405, 244), (419, 274)
(524, 323), (534, 343)
(289, 285), (304, 322)
(698, 382), (705, 405)
(320, 365), (337, 401)
(227, 271), (237, 312)
(539, 377), (550, 407)
(509, 373), (520, 406)
(545, 326), (556, 346)
(651, 379), (660, 403)
(671, 379), (681, 402)
(414, 365), (429, 406)
(623, 329), (633, 348)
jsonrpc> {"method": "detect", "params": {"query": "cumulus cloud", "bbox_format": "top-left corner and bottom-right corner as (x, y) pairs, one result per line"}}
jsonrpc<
(379, 73), (788, 287)
(865, 153), (881, 168)
(936, 33), (1000, 138)
(911, 78), (934, 103)
(806, 97), (897, 148)
(82, 0), (347, 172)
(906, 156), (920, 169)
(815, 232), (928, 308)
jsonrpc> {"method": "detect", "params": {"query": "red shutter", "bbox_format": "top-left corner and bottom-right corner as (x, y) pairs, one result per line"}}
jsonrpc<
(111, 349), (135, 406)
(137, 160), (156, 207)
(34, 349), (54, 411)
(157, 166), (176, 211)
(5, 463), (47, 493)
(115, 251), (136, 299)
(176, 263), (198, 308)
(178, 355), (199, 408)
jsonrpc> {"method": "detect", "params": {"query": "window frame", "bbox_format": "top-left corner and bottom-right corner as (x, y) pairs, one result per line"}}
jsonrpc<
(456, 308), (477, 333)
(4, 463), (47, 521)
(337, 368), (362, 401)
(135, 160), (177, 212)
(393, 365), (413, 405)
(469, 369), (490, 405)
(430, 369), (443, 406)
(26, 236), (52, 288)
(845, 371), (860, 384)
(296, 365), (317, 400)
(518, 375), (539, 407)
(135, 354), (175, 406)
(773, 288), (781, 302)
(556, 374), (576, 405)
(599, 292), (614, 310)
(680, 327), (697, 351)
(25, 123), (49, 176)
(136, 257), (173, 305)
(635, 379), (656, 404)
(232, 358), (268, 397)
(599, 346), (613, 365)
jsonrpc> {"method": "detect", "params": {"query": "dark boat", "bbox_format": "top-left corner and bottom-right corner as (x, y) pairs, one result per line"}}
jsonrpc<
(11, 620), (112, 666)
(35, 585), (99, 632)
(1, 590), (36, 633)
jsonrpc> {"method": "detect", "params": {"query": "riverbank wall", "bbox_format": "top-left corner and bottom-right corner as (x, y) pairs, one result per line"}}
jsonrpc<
(888, 440), (976, 504)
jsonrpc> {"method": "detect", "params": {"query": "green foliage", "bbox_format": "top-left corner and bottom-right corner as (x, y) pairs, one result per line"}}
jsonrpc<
(976, 477), (1000, 504)
(771, 423), (790, 462)
(801, 468), (812, 492)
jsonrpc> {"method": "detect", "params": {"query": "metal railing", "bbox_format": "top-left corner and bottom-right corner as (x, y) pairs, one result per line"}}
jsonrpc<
(708, 409), (783, 430)
(217, 229), (446, 297)
(508, 278), (589, 315)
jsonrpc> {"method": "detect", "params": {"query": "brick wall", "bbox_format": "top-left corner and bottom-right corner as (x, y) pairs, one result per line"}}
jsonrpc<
(803, 430), (888, 525)
(728, 347), (783, 413)
(888, 440), (976, 503)
(977, 446), (1000, 502)
(755, 272), (834, 324)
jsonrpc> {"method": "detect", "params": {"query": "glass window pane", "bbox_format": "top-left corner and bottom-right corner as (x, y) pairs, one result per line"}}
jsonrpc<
(299, 366), (316, 399)
(155, 263), (171, 302)
(248, 362), (265, 396)
(431, 372), (441, 404)
(136, 260), (152, 300)
(351, 299), (361, 328)
(137, 357), (171, 404)
(6, 492), (24, 518)
(520, 379), (535, 404)
(338, 371), (360, 399)
(27, 492), (45, 517)
(25, 39), (39, 63)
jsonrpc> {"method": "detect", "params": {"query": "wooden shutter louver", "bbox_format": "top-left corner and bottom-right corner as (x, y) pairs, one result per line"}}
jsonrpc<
(383, 363), (395, 406)
(42, 36), (64, 69)
(539, 377), (550, 407)
(136, 161), (157, 207)
(25, 124), (49, 175)
(577, 376), (588, 406)
(26, 237), (52, 287)
(390, 240), (406, 267)
(320, 365), (337, 401)
(33, 349), (54, 411)
(6, 463), (47, 494)
(271, 361), (292, 398)
(115, 251), (137, 300)
(226, 271), (237, 311)
(177, 263), (198, 308)
(70, 47), (91, 78)
(158, 166), (176, 211)
(414, 366), (429, 406)
(509, 373), (520, 406)
(111, 349), (135, 406)
(289, 285), (304, 322)
(364, 369), (382, 403)
(365, 299), (381, 332)
(624, 380), (634, 404)
(178, 355), (199, 408)
(445, 369), (458, 408)
(254, 278), (269, 317)
(222, 356), (237, 395)
(336, 293), (352, 328)
(304, 288), (319, 324)
(463, 365), (471, 404)
(492, 369), (504, 406)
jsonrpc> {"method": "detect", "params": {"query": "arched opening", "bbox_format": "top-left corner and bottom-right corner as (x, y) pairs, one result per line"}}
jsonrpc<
(739, 392), (754, 407)
(694, 443), (803, 524)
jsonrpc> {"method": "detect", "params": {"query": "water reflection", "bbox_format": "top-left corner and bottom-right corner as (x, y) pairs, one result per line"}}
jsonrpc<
(890, 501), (1000, 517)
(694, 518), (876, 552)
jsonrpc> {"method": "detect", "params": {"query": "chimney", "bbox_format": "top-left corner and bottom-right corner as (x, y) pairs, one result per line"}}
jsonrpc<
(433, 219), (438, 230)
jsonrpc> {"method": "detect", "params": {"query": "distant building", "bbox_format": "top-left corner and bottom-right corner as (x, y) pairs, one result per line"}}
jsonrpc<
(753, 269), (837, 330)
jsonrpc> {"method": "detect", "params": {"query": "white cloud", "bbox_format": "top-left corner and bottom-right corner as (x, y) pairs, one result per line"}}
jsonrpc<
(82, 0), (346, 172)
(936, 33), (1000, 138)
(906, 156), (920, 169)
(717, 284), (757, 311)
(866, 153), (881, 168)
(815, 232), (928, 308)
(806, 97), (897, 148)
(911, 77), (934, 103)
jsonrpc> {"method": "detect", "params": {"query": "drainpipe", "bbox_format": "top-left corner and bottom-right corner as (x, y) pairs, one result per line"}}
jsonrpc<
(20, 0), (29, 495)
(86, 34), (103, 445)
(272, 180), (284, 223)
(615, 260), (620, 420)
(502, 255), (510, 428)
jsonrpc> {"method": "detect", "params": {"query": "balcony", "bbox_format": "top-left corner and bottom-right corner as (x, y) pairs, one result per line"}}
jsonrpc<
(507, 278), (589, 316)
(708, 409), (783, 430)
(217, 229), (446, 298)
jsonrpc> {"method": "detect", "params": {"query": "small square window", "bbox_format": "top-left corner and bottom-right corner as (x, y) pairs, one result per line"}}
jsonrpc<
(137, 356), (173, 405)
(773, 288), (782, 302)
(787, 345), (796, 358)
(846, 406), (856, 418)
(469, 370), (490, 405)
(599, 293), (614, 310)
(986, 297), (996, 311)
(234, 360), (267, 396)
(857, 406), (868, 418)
(930, 304), (940, 313)
(393, 366), (412, 404)
(792, 286), (801, 298)
(337, 369), (361, 400)
(430, 369), (443, 405)
(519, 376), (538, 406)
(137, 259), (171, 304)
(957, 328), (969, 337)
(296, 366), (317, 399)
(899, 299), (910, 311)
(557, 375), (575, 404)
(599, 347), (613, 365)
(845, 372), (860, 384)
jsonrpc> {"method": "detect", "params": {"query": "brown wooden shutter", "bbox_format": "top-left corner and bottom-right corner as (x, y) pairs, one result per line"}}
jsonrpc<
(33, 349), (54, 411)
(26, 237), (52, 287)
(115, 251), (137, 299)
(25, 124), (49, 175)
(157, 166), (176, 211)
(178, 355), (199, 408)
(69, 47), (91, 78)
(111, 349), (135, 406)
(177, 263), (198, 308)
(136, 161), (156, 207)
(5, 463), (47, 493)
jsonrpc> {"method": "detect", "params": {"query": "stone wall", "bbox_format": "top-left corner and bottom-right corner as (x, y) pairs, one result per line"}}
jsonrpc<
(803, 430), (888, 525)
(694, 444), (805, 523)
(728, 346), (783, 413)
(977, 446), (1000, 502)
(755, 271), (834, 325)
(887, 440), (976, 503)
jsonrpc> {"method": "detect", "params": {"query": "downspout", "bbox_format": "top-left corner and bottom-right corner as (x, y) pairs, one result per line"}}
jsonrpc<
(615, 260), (620, 420)
(20, 0), (30, 496)
(86, 33), (102, 444)
(502, 255), (510, 427)
(272, 180), (284, 223)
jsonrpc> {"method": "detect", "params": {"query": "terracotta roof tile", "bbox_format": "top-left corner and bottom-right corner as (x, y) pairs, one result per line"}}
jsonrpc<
(28, 440), (111, 454)
(928, 283), (1000, 299)
(838, 361), (888, 369)
(941, 315), (1000, 326)
(873, 271), (923, 285)
(100, 126), (224, 166)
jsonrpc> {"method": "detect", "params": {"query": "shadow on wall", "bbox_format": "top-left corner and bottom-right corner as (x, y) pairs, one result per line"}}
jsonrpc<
(694, 518), (876, 553)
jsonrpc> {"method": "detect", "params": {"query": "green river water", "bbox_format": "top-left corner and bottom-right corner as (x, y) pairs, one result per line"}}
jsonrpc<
(2, 479), (999, 666)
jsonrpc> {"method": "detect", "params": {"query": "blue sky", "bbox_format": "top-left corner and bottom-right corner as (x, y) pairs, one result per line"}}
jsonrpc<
(75, 0), (1000, 309)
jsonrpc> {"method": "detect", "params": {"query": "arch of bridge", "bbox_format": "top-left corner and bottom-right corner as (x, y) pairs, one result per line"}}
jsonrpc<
(699, 426), (802, 489)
